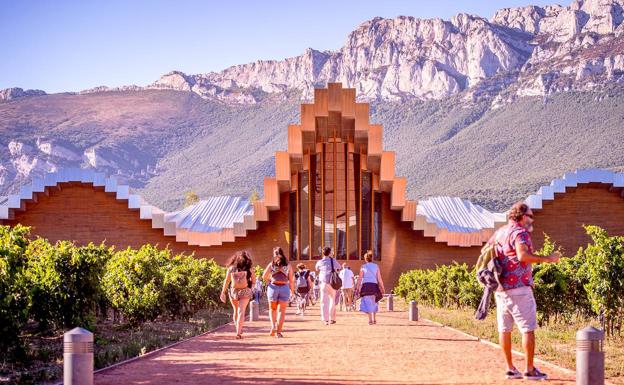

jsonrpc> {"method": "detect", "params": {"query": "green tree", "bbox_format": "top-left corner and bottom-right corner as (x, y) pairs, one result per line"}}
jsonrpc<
(249, 189), (259, 203)
(184, 191), (200, 208)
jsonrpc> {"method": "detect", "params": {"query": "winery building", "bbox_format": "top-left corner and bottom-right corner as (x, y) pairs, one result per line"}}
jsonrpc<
(2, 84), (624, 287)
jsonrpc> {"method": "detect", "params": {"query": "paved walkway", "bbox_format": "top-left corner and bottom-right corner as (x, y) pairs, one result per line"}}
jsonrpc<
(95, 305), (576, 384)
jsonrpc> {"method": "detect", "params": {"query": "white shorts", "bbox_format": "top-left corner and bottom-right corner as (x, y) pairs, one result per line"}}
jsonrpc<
(494, 286), (537, 334)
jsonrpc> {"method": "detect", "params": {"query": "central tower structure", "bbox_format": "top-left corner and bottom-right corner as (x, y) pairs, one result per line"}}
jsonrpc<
(284, 83), (387, 260)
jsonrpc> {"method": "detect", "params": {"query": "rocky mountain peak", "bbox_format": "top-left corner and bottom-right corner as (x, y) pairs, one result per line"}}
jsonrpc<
(0, 87), (46, 102)
(140, 0), (624, 104)
(5, 0), (622, 106)
(151, 70), (195, 91)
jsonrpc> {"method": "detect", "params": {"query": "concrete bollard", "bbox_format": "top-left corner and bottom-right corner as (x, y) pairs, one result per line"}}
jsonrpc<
(249, 300), (259, 321)
(576, 326), (604, 385)
(409, 300), (418, 321)
(386, 294), (394, 311)
(64, 327), (93, 385)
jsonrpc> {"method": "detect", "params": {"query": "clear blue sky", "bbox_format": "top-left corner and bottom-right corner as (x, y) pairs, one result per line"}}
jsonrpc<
(0, 0), (559, 93)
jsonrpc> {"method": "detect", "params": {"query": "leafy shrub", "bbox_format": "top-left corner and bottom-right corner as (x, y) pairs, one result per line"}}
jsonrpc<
(161, 255), (225, 319)
(577, 225), (624, 336)
(24, 240), (109, 332)
(0, 225), (31, 359)
(185, 257), (225, 313)
(101, 245), (225, 325)
(102, 245), (170, 325)
(395, 263), (475, 309)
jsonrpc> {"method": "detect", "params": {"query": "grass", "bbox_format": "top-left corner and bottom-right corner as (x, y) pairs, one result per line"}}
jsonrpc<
(399, 301), (624, 384)
(0, 307), (232, 385)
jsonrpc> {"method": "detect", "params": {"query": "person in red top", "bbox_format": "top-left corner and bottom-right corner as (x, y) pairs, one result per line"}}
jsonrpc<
(494, 202), (561, 381)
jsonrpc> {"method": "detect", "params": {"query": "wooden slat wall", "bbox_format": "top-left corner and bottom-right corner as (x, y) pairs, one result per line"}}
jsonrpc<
(391, 177), (407, 210)
(354, 103), (370, 144)
(341, 88), (356, 117)
(314, 88), (328, 116)
(379, 151), (396, 192)
(262, 178), (280, 210)
(275, 151), (291, 191)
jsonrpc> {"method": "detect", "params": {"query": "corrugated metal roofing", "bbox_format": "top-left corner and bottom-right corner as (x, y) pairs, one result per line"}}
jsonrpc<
(416, 196), (506, 233)
(164, 196), (253, 232)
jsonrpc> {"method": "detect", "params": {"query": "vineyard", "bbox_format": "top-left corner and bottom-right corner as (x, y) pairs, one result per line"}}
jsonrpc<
(0, 224), (226, 366)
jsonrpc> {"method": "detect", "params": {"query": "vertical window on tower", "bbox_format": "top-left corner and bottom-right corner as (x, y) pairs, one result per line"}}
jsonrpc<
(323, 143), (335, 256)
(299, 171), (310, 260)
(372, 192), (382, 260)
(347, 153), (359, 260)
(335, 143), (347, 259)
(360, 171), (372, 259)
(312, 153), (323, 259)
(289, 192), (297, 261)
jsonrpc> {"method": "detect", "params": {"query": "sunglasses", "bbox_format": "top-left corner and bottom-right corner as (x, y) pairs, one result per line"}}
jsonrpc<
(524, 213), (534, 219)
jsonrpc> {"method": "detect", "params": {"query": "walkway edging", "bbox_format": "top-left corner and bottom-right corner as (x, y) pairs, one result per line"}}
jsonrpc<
(423, 317), (616, 385)
(423, 318), (576, 374)
(53, 320), (234, 385)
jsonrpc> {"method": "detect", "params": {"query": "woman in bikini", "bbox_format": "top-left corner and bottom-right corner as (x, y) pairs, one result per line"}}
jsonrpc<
(220, 250), (255, 339)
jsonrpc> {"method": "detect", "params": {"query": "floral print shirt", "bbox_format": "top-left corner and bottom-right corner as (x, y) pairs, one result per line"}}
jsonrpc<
(495, 221), (534, 290)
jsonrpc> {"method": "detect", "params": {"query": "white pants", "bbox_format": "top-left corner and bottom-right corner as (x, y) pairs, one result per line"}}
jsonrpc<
(319, 282), (337, 322)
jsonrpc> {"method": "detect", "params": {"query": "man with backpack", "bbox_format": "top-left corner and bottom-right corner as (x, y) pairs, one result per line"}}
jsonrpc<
(492, 202), (561, 381)
(294, 263), (313, 316)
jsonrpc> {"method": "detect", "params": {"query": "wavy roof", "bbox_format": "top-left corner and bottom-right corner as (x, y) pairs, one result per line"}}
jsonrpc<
(525, 168), (624, 209)
(1, 167), (623, 248)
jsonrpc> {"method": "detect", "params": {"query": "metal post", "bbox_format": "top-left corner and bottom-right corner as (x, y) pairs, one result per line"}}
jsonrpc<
(409, 300), (418, 321)
(576, 326), (604, 385)
(64, 327), (93, 385)
(249, 300), (259, 321)
(386, 294), (394, 311)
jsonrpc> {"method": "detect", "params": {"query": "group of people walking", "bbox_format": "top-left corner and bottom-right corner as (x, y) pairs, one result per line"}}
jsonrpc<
(220, 246), (385, 339)
(219, 200), (564, 381)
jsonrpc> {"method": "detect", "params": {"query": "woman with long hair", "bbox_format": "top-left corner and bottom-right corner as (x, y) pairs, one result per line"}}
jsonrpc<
(356, 250), (385, 325)
(220, 250), (255, 339)
(262, 246), (294, 338)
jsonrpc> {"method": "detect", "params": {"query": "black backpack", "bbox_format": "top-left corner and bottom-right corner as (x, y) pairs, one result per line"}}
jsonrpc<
(328, 258), (342, 290)
(295, 270), (309, 288)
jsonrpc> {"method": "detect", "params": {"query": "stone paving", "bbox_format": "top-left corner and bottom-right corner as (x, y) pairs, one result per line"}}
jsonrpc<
(95, 305), (576, 384)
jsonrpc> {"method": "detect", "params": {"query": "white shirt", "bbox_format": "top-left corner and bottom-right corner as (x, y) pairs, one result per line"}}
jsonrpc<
(315, 257), (341, 283)
(339, 268), (354, 289)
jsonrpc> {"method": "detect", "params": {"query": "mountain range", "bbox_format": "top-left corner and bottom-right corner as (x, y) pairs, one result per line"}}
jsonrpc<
(2, 0), (624, 211)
